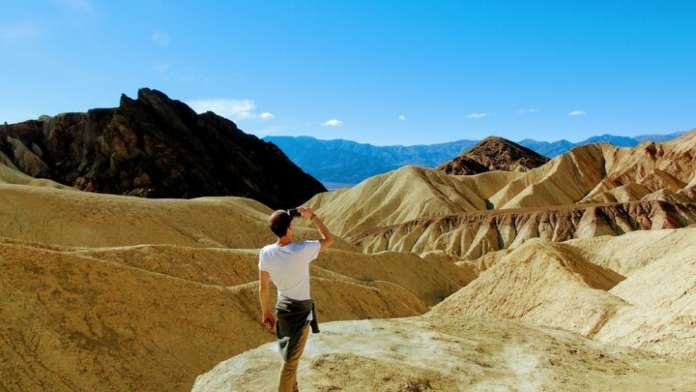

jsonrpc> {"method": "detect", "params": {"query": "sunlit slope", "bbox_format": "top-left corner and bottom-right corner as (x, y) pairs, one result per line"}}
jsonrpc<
(306, 165), (522, 237)
(308, 131), (696, 242)
(430, 228), (696, 359)
(0, 161), (70, 189)
(429, 239), (628, 336)
(0, 233), (471, 392)
(354, 201), (696, 258)
(0, 182), (357, 250)
(488, 144), (608, 209)
(0, 173), (475, 392)
(193, 316), (696, 392)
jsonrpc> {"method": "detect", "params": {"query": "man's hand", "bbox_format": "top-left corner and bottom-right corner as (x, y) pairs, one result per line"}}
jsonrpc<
(258, 270), (275, 333)
(262, 311), (277, 333)
(298, 206), (334, 251)
(297, 206), (315, 220)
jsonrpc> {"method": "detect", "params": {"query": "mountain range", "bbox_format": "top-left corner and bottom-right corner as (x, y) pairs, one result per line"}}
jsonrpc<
(3, 88), (696, 391)
(265, 131), (685, 186)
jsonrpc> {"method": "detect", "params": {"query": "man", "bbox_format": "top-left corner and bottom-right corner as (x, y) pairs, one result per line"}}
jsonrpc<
(258, 206), (334, 392)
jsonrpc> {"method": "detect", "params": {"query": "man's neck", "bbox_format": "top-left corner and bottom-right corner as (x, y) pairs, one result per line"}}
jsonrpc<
(276, 237), (291, 247)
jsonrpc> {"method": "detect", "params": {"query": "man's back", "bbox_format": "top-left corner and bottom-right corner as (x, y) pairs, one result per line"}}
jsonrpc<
(258, 240), (321, 301)
(258, 207), (333, 391)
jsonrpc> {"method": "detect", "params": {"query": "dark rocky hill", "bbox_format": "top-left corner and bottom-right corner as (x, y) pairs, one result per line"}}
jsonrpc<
(438, 136), (549, 175)
(0, 88), (325, 209)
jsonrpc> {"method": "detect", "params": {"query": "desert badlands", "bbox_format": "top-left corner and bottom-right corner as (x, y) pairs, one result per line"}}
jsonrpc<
(2, 92), (696, 391)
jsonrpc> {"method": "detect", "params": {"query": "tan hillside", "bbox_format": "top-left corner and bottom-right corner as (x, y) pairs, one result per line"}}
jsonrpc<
(593, 235), (696, 358)
(308, 132), (696, 243)
(0, 161), (70, 189)
(0, 181), (356, 250)
(193, 316), (696, 392)
(354, 201), (696, 258)
(429, 229), (696, 358)
(485, 144), (612, 209)
(5, 131), (696, 391)
(0, 239), (471, 392)
(306, 144), (613, 239)
(429, 239), (628, 336)
(0, 176), (475, 391)
(563, 228), (696, 275)
(579, 181), (653, 204)
(306, 165), (522, 237)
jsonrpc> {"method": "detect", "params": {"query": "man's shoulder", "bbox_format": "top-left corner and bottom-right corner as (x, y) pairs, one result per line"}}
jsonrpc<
(259, 244), (277, 260)
(295, 239), (319, 246)
(261, 243), (276, 252)
(290, 240), (319, 251)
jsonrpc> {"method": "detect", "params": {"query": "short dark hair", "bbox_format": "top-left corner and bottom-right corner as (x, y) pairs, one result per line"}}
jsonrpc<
(269, 210), (292, 237)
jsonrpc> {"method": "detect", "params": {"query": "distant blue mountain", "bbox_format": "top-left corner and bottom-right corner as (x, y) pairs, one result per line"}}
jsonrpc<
(517, 139), (576, 157)
(519, 131), (685, 156)
(264, 131), (685, 186)
(264, 136), (477, 184)
(634, 132), (686, 143)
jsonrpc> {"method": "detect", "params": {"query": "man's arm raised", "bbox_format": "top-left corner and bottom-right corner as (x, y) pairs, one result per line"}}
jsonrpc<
(298, 206), (334, 252)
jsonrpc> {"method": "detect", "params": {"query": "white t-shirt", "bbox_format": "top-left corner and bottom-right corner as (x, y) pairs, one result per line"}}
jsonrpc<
(258, 240), (321, 301)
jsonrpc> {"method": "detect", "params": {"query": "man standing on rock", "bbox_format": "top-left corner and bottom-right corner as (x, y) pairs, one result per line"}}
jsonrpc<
(258, 206), (334, 392)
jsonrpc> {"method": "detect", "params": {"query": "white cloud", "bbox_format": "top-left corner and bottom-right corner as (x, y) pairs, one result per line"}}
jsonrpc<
(322, 119), (344, 127)
(151, 30), (171, 47)
(187, 98), (257, 120)
(260, 112), (275, 120)
(466, 112), (487, 119)
(517, 108), (539, 115)
(398, 114), (407, 121)
(568, 109), (586, 117)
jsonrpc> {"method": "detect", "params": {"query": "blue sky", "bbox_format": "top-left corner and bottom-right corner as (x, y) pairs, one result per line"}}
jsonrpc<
(1, 1), (695, 145)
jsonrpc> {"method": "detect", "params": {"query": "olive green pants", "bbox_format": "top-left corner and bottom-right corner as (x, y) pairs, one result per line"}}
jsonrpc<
(278, 324), (310, 392)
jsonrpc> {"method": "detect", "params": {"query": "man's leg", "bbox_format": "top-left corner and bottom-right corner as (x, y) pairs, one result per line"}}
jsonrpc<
(278, 324), (310, 392)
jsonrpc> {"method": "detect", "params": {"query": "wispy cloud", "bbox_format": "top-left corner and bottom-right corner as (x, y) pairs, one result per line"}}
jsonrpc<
(398, 114), (407, 121)
(466, 112), (487, 119)
(322, 119), (344, 127)
(151, 30), (171, 47)
(568, 109), (586, 117)
(260, 112), (275, 120)
(517, 108), (539, 115)
(0, 22), (40, 44)
(187, 98), (257, 120)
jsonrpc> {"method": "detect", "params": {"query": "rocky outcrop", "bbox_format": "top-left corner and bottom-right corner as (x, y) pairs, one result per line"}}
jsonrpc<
(438, 136), (549, 175)
(352, 201), (696, 259)
(0, 88), (325, 208)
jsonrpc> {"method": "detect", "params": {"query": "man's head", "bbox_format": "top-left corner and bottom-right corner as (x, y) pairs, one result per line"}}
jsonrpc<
(269, 210), (294, 240)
